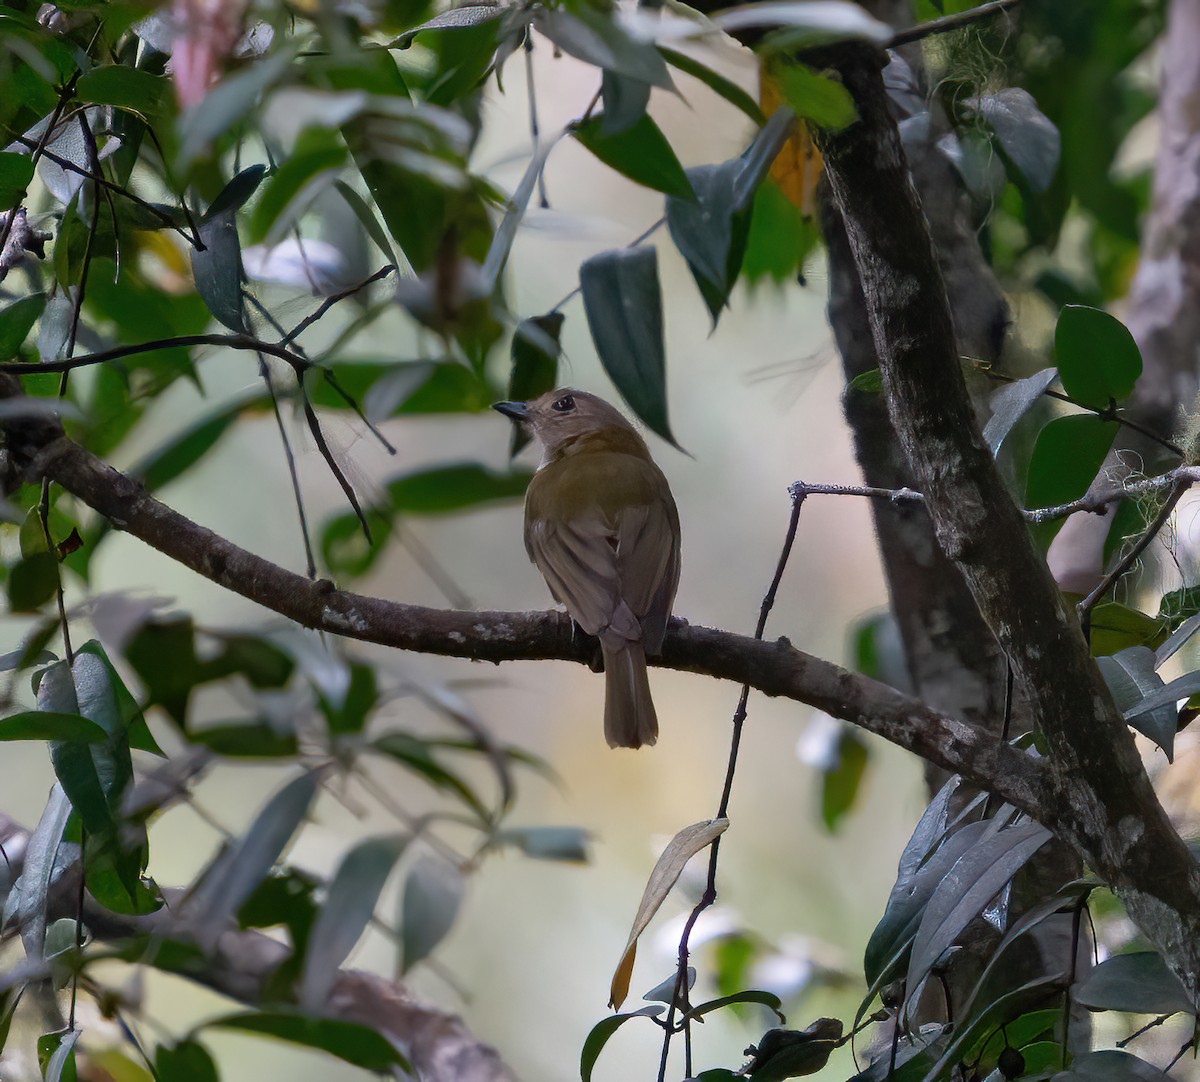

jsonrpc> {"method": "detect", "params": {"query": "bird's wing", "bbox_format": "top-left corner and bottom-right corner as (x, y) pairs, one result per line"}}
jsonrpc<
(615, 492), (680, 653)
(526, 515), (640, 641)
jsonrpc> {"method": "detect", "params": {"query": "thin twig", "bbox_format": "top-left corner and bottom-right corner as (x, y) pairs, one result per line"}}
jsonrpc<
(887, 0), (1021, 49)
(656, 487), (806, 1081)
(279, 264), (397, 346)
(524, 34), (550, 210)
(1117, 1014), (1172, 1049)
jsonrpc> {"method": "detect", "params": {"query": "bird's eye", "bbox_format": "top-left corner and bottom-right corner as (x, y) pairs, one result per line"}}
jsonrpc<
(552, 395), (575, 413)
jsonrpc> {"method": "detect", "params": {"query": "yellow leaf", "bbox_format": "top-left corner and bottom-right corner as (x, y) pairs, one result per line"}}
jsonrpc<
(761, 72), (823, 217)
(608, 818), (729, 1009)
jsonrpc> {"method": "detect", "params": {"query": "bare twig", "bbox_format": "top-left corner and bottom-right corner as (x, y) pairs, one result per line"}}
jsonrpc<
(279, 264), (397, 347)
(887, 0), (1021, 49)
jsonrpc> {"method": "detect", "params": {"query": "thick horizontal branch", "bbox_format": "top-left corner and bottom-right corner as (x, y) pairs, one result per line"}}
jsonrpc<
(0, 376), (1052, 818)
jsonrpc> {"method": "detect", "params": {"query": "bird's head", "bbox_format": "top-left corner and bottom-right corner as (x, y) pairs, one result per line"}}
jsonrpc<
(493, 389), (642, 459)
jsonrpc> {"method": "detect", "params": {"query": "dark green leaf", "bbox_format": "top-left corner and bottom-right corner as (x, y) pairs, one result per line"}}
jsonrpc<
(0, 292), (47, 359)
(77, 66), (167, 117)
(580, 1006), (663, 1082)
(600, 71), (650, 136)
(579, 246), (676, 446)
(375, 462), (533, 513)
(248, 129), (347, 245)
(319, 662), (377, 736)
(8, 552), (58, 612)
(741, 1019), (845, 1081)
(1054, 306), (1142, 408)
(771, 62), (855, 130)
(966, 89), (1060, 194)
(0, 152), (36, 211)
(389, 4), (506, 46)
(11, 785), (72, 960)
(155, 1039), (219, 1082)
(1025, 414), (1118, 548)
(307, 360), (495, 416)
(204, 1011), (410, 1073)
(508, 313), (564, 455)
(401, 854), (464, 972)
(136, 404), (247, 492)
(1124, 668), (1200, 729)
(299, 834), (408, 1007)
(658, 47), (765, 124)
(124, 617), (200, 727)
(38, 1028), (79, 1082)
(189, 723), (298, 758)
(1096, 647), (1175, 760)
(75, 640), (163, 756)
(184, 773), (318, 949)
(1073, 952), (1192, 1016)
(573, 114), (692, 200)
(667, 162), (747, 323)
(847, 369), (883, 394)
(983, 368), (1058, 455)
(374, 731), (489, 820)
(0, 711), (106, 742)
(684, 989), (785, 1023)
(203, 164), (268, 222)
(821, 728), (868, 831)
(334, 179), (396, 265)
(192, 168), (266, 332)
(1156, 610), (1200, 667)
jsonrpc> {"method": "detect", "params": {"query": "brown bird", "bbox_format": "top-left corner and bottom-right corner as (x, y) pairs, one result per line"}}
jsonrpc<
(493, 389), (681, 748)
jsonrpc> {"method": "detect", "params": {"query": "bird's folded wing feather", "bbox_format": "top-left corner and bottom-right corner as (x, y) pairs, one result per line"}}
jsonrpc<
(615, 500), (680, 651)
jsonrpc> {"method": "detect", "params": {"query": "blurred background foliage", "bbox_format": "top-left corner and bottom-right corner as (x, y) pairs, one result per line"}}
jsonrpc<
(2, 0), (1200, 1078)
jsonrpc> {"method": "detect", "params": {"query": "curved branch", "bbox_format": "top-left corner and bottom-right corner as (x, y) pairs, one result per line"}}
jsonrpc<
(0, 375), (1052, 820)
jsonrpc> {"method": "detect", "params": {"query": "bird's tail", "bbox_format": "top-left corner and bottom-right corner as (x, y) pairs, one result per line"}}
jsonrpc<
(602, 642), (658, 749)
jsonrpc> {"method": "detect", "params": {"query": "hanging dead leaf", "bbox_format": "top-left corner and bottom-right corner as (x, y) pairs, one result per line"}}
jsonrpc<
(609, 817), (729, 1009)
(761, 73), (823, 217)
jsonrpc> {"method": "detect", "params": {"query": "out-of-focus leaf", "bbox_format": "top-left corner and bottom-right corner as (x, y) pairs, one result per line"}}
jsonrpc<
(498, 826), (590, 862)
(7, 552), (60, 612)
(573, 114), (692, 200)
(507, 313), (564, 455)
(300, 835), (408, 1007)
(0, 711), (106, 742)
(334, 179), (396, 265)
(318, 662), (376, 736)
(599, 70), (651, 136)
(580, 1006), (663, 1082)
(188, 723), (298, 758)
(684, 989), (786, 1022)
(204, 1012), (410, 1073)
(1054, 1051), (1171, 1082)
(610, 818), (728, 1008)
(78, 67), (167, 117)
(711, 1), (891, 47)
(155, 1039), (219, 1082)
(0, 153), (36, 211)
(535, 7), (672, 88)
(307, 359), (495, 416)
(1025, 414), (1117, 548)
(11, 784), (72, 961)
(248, 128), (348, 245)
(1054, 305), (1142, 408)
(0, 293), (47, 359)
(983, 368), (1058, 455)
(658, 47), (765, 124)
(1073, 952), (1193, 1016)
(178, 49), (294, 168)
(821, 728), (868, 831)
(771, 62), (855, 130)
(1096, 646), (1175, 760)
(373, 732), (490, 821)
(184, 773), (318, 950)
(38, 1028), (80, 1082)
(742, 178), (820, 285)
(580, 246), (676, 447)
(389, 5), (506, 46)
(400, 854), (465, 972)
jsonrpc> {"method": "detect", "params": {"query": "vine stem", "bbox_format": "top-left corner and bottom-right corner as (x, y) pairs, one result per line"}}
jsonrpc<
(655, 488), (806, 1082)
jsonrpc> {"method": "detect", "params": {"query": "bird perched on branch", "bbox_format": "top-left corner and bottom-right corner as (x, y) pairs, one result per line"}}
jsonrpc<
(493, 389), (681, 749)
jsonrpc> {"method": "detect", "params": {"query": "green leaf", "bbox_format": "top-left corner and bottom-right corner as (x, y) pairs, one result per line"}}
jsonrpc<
(306, 359), (495, 416)
(387, 462), (533, 513)
(1088, 601), (1168, 657)
(38, 1028), (79, 1082)
(579, 246), (676, 446)
(740, 1019), (845, 1081)
(299, 834), (408, 1008)
(192, 167), (265, 333)
(0, 152), (35, 211)
(155, 1039), (219, 1082)
(188, 723), (298, 758)
(75, 640), (163, 756)
(1073, 952), (1193, 1016)
(742, 178), (820, 285)
(497, 825), (590, 862)
(508, 313), (564, 456)
(821, 728), (868, 831)
(400, 854), (464, 972)
(10, 785), (72, 960)
(0, 292), (46, 359)
(0, 711), (106, 742)
(203, 1012), (410, 1074)
(580, 1006), (663, 1082)
(771, 62), (855, 130)
(77, 66), (167, 117)
(535, 6), (672, 88)
(1054, 306), (1143, 408)
(683, 989), (786, 1023)
(573, 114), (692, 200)
(1024, 414), (1118, 548)
(334, 179), (396, 265)
(711, 1), (891, 48)
(847, 369), (883, 394)
(966, 88), (1060, 194)
(373, 731), (490, 821)
(389, 4), (507, 45)
(7, 552), (58, 612)
(658, 47), (765, 124)
(599, 71), (650, 136)
(136, 404), (246, 492)
(983, 368), (1058, 455)
(248, 128), (348, 245)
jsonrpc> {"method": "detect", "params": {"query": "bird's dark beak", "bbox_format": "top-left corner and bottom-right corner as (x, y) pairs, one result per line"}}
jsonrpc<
(492, 401), (530, 421)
